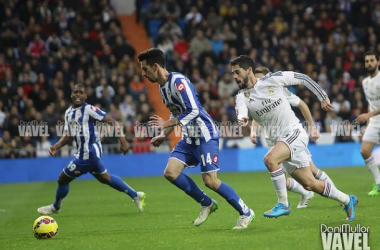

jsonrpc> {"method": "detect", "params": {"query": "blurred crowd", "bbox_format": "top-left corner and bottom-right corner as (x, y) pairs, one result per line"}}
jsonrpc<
(139, 0), (380, 142)
(0, 0), (151, 158)
(1, 0), (380, 158)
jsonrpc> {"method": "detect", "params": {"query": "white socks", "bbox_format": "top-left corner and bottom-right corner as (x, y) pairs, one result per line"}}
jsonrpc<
(287, 178), (309, 196)
(365, 155), (380, 185)
(270, 168), (288, 206)
(322, 182), (350, 205)
(315, 169), (336, 188)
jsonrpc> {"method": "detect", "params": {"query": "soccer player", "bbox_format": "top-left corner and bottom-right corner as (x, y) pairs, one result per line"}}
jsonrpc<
(232, 55), (358, 221)
(255, 67), (336, 208)
(138, 48), (254, 229)
(37, 84), (146, 215)
(355, 51), (380, 196)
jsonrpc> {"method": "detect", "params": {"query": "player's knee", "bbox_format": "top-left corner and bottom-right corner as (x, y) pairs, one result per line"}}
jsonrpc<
(204, 178), (218, 190)
(360, 148), (371, 159)
(164, 168), (179, 181)
(263, 154), (276, 168)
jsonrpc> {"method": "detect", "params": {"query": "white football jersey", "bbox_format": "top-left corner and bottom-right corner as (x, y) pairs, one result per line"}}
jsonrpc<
(363, 71), (380, 127)
(235, 71), (327, 141)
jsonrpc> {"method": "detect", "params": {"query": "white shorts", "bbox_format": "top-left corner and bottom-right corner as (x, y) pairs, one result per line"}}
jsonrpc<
(362, 124), (380, 144)
(267, 126), (311, 174)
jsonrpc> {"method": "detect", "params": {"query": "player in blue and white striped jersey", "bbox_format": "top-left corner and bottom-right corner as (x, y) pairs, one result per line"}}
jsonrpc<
(138, 48), (254, 229)
(37, 84), (145, 215)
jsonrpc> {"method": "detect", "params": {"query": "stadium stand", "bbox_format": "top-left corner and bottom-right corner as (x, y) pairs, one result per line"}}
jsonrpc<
(1, 0), (380, 158)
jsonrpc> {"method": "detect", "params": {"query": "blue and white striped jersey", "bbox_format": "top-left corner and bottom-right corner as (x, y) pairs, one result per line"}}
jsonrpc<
(159, 72), (219, 142)
(64, 103), (106, 160)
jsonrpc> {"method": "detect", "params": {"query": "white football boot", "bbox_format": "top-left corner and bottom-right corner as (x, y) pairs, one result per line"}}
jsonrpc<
(37, 204), (60, 215)
(134, 192), (146, 212)
(194, 199), (218, 226)
(233, 209), (255, 229)
(297, 191), (314, 209)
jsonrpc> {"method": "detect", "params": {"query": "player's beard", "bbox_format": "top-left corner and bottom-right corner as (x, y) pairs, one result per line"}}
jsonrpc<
(239, 75), (249, 89)
(366, 66), (378, 75)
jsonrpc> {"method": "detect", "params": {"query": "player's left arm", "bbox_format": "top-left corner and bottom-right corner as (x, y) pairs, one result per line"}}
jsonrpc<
(102, 115), (130, 154)
(276, 71), (333, 112)
(355, 106), (380, 124)
(173, 78), (200, 126)
(283, 88), (319, 141)
(88, 105), (129, 154)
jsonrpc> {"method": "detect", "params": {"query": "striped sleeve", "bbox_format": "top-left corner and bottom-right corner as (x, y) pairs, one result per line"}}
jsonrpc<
(275, 71), (328, 101)
(174, 78), (199, 126)
(87, 105), (107, 122)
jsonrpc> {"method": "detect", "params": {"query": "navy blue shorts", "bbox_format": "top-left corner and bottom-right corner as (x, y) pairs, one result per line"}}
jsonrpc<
(63, 157), (107, 178)
(170, 138), (220, 173)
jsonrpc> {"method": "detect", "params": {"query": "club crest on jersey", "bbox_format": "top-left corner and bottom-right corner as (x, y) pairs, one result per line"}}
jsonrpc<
(91, 106), (98, 112)
(213, 155), (218, 164)
(268, 87), (274, 94)
(244, 91), (250, 98)
(176, 82), (186, 92)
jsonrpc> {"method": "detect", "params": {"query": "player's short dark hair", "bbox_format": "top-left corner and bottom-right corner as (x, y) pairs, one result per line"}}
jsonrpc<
(138, 48), (166, 68)
(254, 66), (270, 75)
(365, 51), (379, 61)
(230, 55), (255, 70)
(73, 83), (85, 91)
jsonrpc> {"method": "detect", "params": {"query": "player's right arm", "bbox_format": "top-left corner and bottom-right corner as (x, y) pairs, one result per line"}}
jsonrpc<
(49, 111), (73, 156)
(49, 135), (73, 156)
(235, 92), (249, 126)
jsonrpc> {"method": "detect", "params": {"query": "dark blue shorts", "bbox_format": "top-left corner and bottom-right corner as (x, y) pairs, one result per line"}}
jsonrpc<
(170, 138), (220, 173)
(63, 157), (107, 178)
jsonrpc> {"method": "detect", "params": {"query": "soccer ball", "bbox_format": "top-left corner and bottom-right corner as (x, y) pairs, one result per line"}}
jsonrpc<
(33, 216), (58, 239)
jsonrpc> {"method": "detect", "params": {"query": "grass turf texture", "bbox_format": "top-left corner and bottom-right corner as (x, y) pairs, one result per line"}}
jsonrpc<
(0, 167), (379, 250)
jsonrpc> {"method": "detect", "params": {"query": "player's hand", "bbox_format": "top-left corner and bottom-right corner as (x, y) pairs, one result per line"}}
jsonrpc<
(119, 139), (130, 154)
(151, 135), (165, 147)
(355, 113), (371, 124)
(49, 146), (57, 157)
(250, 132), (258, 144)
(239, 117), (249, 127)
(149, 114), (165, 127)
(309, 126), (320, 141)
(321, 98), (334, 111)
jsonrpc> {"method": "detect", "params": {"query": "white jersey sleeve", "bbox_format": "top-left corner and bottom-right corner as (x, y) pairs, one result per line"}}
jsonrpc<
(363, 72), (380, 127)
(283, 88), (300, 107)
(273, 71), (328, 101)
(235, 92), (248, 122)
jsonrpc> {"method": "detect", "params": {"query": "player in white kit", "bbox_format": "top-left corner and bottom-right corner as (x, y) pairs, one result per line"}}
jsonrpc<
(355, 51), (380, 196)
(231, 55), (358, 221)
(254, 67), (336, 208)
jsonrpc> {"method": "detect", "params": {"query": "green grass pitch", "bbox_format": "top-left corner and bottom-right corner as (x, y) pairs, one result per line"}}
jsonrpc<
(0, 167), (379, 250)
